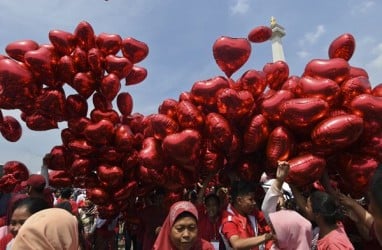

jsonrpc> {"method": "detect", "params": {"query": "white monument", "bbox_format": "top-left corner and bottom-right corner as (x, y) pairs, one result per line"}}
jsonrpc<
(270, 16), (286, 62)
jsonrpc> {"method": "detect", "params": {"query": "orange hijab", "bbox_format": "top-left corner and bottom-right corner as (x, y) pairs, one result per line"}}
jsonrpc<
(153, 201), (213, 250)
(11, 208), (79, 250)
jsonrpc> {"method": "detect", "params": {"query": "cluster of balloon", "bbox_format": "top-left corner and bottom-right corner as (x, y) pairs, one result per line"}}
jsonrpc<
(0, 21), (148, 217)
(1, 22), (382, 217)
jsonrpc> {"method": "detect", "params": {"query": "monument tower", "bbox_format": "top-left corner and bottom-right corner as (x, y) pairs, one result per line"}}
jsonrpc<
(270, 16), (286, 62)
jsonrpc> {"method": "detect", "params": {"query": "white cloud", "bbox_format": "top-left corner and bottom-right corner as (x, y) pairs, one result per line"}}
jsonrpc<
(351, 1), (375, 14)
(297, 50), (310, 59)
(299, 25), (326, 46)
(230, 0), (250, 15)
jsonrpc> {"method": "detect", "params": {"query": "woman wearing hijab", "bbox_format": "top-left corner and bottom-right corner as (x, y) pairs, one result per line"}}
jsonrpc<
(11, 208), (79, 250)
(153, 201), (214, 250)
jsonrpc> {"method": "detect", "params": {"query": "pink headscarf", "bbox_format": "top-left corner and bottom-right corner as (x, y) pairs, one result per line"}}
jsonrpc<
(153, 201), (203, 250)
(11, 208), (79, 250)
(269, 210), (312, 250)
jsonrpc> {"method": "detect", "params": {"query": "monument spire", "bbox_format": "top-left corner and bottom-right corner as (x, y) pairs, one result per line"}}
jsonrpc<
(270, 16), (286, 62)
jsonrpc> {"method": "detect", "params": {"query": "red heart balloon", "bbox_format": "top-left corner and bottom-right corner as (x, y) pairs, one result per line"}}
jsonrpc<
(372, 83), (382, 97)
(205, 113), (233, 152)
(96, 32), (122, 55)
(176, 100), (204, 130)
(74, 21), (95, 50)
(84, 119), (115, 145)
(191, 76), (230, 106)
(47, 145), (68, 170)
(100, 73), (121, 101)
(98, 146), (123, 164)
(266, 126), (294, 168)
(49, 170), (73, 188)
(341, 76), (372, 106)
(117, 92), (133, 116)
(328, 33), (355, 61)
(5, 40), (39, 62)
(248, 26), (272, 43)
(243, 114), (269, 153)
(348, 66), (369, 79)
(105, 55), (133, 79)
(158, 99), (178, 119)
(286, 154), (326, 187)
(87, 187), (110, 205)
(67, 117), (91, 136)
(71, 72), (96, 99)
(280, 98), (329, 129)
(162, 129), (201, 169)
(24, 46), (55, 81)
(304, 58), (350, 84)
(25, 113), (58, 131)
(213, 36), (251, 77)
(61, 128), (75, 146)
(3, 161), (29, 181)
(92, 92), (113, 111)
(260, 90), (294, 122)
(49, 30), (75, 56)
(125, 66), (147, 86)
(114, 124), (134, 152)
(350, 94), (382, 121)
(87, 48), (104, 76)
(263, 61), (289, 90)
(68, 139), (95, 156)
(113, 181), (137, 201)
(237, 69), (266, 97)
(72, 47), (89, 72)
(0, 58), (33, 88)
(56, 55), (76, 85)
(0, 174), (19, 193)
(149, 114), (179, 140)
(65, 94), (88, 119)
(281, 75), (301, 92)
(97, 164), (123, 187)
(90, 109), (120, 124)
(0, 116), (22, 142)
(138, 137), (164, 170)
(37, 88), (66, 121)
(216, 88), (254, 120)
(70, 157), (93, 177)
(312, 114), (364, 149)
(296, 76), (340, 106)
(121, 37), (149, 63)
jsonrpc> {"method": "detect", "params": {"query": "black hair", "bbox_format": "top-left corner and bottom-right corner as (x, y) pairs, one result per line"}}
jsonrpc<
(370, 165), (382, 215)
(11, 197), (50, 216)
(231, 181), (256, 203)
(55, 201), (73, 214)
(310, 191), (342, 225)
(174, 211), (197, 224)
(204, 193), (220, 205)
(60, 188), (73, 199)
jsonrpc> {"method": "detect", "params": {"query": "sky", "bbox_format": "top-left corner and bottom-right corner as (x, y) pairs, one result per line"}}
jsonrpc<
(0, 0), (381, 174)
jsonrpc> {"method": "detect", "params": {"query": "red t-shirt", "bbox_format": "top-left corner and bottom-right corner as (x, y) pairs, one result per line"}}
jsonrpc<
(197, 207), (222, 242)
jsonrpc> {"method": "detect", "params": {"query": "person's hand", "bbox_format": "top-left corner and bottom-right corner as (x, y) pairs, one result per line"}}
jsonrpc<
(337, 192), (357, 208)
(276, 161), (290, 182)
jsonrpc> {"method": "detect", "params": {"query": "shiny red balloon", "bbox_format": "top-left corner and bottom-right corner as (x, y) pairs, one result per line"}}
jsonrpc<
(281, 75), (300, 92)
(138, 137), (164, 170)
(0, 116), (22, 142)
(105, 55), (133, 79)
(84, 119), (115, 145)
(87, 187), (110, 205)
(162, 129), (202, 169)
(71, 72), (96, 99)
(114, 124), (134, 152)
(328, 33), (355, 61)
(237, 69), (267, 97)
(24, 46), (55, 81)
(74, 21), (96, 50)
(25, 113), (58, 131)
(243, 114), (269, 153)
(266, 126), (294, 168)
(341, 76), (372, 106)
(158, 99), (178, 120)
(92, 92), (113, 111)
(56, 55), (76, 84)
(97, 164), (123, 187)
(116, 92), (133, 116)
(350, 94), (382, 121)
(176, 100), (204, 130)
(125, 66), (147, 86)
(47, 145), (68, 170)
(372, 83), (382, 97)
(114, 181), (137, 201)
(191, 76), (230, 106)
(3, 161), (29, 181)
(96, 32), (122, 55)
(296, 76), (340, 105)
(148, 114), (179, 140)
(260, 90), (294, 122)
(263, 61), (289, 90)
(348, 66), (369, 79)
(49, 170), (73, 188)
(205, 113), (233, 152)
(312, 114), (364, 148)
(37, 88), (66, 121)
(72, 47), (88, 72)
(212, 36), (251, 77)
(5, 40), (39, 62)
(68, 139), (95, 156)
(248, 26), (272, 43)
(70, 157), (93, 177)
(100, 73), (121, 101)
(65, 94), (88, 119)
(303, 58), (350, 84)
(87, 48), (104, 76)
(280, 98), (329, 128)
(67, 117), (91, 136)
(216, 88), (254, 120)
(49, 30), (75, 55)
(121, 37), (149, 63)
(286, 154), (326, 187)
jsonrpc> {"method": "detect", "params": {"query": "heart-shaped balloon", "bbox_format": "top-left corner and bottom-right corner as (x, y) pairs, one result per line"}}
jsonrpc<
(125, 66), (147, 86)
(213, 36), (251, 77)
(162, 129), (202, 169)
(205, 113), (232, 153)
(158, 99), (178, 120)
(65, 94), (88, 119)
(3, 161), (29, 181)
(92, 92), (113, 111)
(37, 88), (66, 121)
(105, 55), (133, 79)
(25, 113), (58, 131)
(248, 26), (273, 43)
(73, 21), (96, 50)
(86, 187), (110, 205)
(61, 128), (75, 146)
(266, 126), (294, 168)
(49, 30), (75, 56)
(24, 46), (55, 81)
(70, 157), (93, 177)
(281, 75), (301, 92)
(114, 181), (137, 201)
(96, 32), (122, 55)
(68, 139), (95, 156)
(97, 164), (124, 187)
(97, 146), (123, 164)
(71, 72), (96, 99)
(100, 73), (121, 101)
(47, 145), (67, 170)
(67, 117), (91, 136)
(72, 47), (89, 72)
(348, 66), (369, 80)
(5, 40), (39, 62)
(0, 116), (22, 142)
(0, 174), (19, 193)
(90, 109), (120, 124)
(328, 33), (355, 61)
(216, 88), (254, 120)
(121, 37), (149, 63)
(49, 170), (73, 188)
(0, 59), (33, 89)
(372, 83), (382, 97)
(56, 55), (76, 85)
(237, 69), (267, 97)
(117, 92), (133, 116)
(114, 124), (134, 152)
(263, 61), (289, 90)
(243, 114), (269, 153)
(303, 58), (350, 84)
(149, 114), (179, 140)
(84, 119), (115, 145)
(191, 76), (230, 106)
(87, 48), (104, 76)
(341, 76), (372, 107)
(350, 94), (382, 122)
(260, 90), (294, 122)
(176, 100), (204, 130)
(138, 137), (164, 170)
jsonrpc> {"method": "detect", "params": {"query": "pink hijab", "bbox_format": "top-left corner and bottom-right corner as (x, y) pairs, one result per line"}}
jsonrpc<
(153, 201), (212, 250)
(11, 208), (79, 250)
(269, 210), (312, 250)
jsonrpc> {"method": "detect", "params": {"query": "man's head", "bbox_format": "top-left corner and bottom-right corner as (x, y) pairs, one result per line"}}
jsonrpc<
(231, 181), (257, 215)
(369, 165), (382, 245)
(21, 175), (46, 194)
(204, 193), (220, 219)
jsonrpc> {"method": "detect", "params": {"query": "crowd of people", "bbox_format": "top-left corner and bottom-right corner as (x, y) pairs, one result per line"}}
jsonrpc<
(0, 161), (382, 250)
